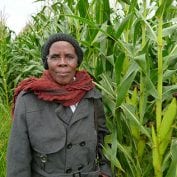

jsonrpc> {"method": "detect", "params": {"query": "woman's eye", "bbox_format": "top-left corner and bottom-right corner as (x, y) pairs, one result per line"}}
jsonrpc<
(50, 55), (58, 60)
(66, 55), (74, 60)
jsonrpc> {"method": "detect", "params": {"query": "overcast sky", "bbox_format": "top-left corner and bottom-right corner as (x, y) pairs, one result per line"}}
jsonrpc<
(0, 0), (117, 34)
(0, 0), (42, 34)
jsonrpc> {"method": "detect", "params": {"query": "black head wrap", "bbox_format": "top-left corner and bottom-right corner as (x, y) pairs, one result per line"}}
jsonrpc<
(41, 33), (83, 69)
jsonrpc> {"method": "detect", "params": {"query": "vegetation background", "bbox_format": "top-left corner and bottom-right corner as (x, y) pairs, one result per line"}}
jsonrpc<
(0, 0), (177, 177)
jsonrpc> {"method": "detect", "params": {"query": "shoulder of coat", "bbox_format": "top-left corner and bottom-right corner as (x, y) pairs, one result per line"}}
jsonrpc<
(17, 91), (38, 103)
(20, 90), (33, 96)
(18, 90), (35, 99)
(84, 87), (102, 99)
(17, 91), (47, 112)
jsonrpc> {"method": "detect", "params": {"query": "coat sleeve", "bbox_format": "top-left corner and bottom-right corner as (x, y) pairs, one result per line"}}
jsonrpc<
(94, 98), (112, 177)
(7, 93), (32, 177)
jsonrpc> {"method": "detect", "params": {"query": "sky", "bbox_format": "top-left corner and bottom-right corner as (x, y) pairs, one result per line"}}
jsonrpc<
(0, 0), (117, 34)
(0, 0), (42, 34)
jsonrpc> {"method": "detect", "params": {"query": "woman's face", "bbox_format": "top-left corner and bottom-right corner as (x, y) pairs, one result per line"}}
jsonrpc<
(47, 41), (78, 85)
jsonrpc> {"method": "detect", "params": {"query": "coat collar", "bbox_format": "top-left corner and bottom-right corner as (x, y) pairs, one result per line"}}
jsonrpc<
(55, 88), (101, 126)
(55, 98), (89, 126)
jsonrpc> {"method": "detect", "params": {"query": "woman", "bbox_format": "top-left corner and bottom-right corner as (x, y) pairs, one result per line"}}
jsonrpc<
(7, 33), (111, 177)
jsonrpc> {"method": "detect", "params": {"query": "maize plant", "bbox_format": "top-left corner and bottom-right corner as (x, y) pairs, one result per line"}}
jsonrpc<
(0, 18), (13, 177)
(0, 0), (177, 176)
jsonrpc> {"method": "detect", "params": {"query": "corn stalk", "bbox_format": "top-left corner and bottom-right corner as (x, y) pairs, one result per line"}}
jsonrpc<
(152, 0), (177, 177)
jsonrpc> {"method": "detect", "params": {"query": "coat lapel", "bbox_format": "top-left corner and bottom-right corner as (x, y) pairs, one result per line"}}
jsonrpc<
(55, 87), (101, 126)
(69, 99), (89, 125)
(55, 104), (73, 125)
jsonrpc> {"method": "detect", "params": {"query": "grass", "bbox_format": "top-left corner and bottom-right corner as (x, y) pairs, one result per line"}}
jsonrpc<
(0, 103), (11, 177)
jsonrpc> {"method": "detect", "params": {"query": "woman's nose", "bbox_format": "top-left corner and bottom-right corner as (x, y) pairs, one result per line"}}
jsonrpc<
(57, 57), (68, 66)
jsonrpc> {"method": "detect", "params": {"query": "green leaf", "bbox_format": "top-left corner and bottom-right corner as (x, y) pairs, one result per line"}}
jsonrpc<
(159, 98), (177, 142)
(159, 129), (172, 156)
(156, 0), (173, 18)
(152, 126), (160, 170)
(94, 73), (116, 101)
(163, 69), (177, 81)
(120, 0), (130, 5)
(114, 53), (125, 86)
(131, 87), (138, 106)
(76, 0), (89, 18)
(121, 103), (150, 138)
(116, 63), (137, 107)
(115, 13), (134, 38)
(134, 54), (146, 72)
(91, 22), (107, 44)
(115, 40), (134, 57)
(137, 138), (146, 160)
(163, 85), (177, 101)
(163, 24), (177, 37)
(128, 0), (137, 14)
(133, 19), (142, 46)
(104, 128), (124, 172)
(165, 138), (177, 177)
(94, 0), (110, 24)
(135, 9), (157, 41)
(100, 74), (116, 97)
(145, 76), (158, 99)
(103, 145), (124, 171)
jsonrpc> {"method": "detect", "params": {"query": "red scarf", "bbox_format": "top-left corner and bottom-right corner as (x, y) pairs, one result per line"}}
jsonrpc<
(13, 70), (95, 111)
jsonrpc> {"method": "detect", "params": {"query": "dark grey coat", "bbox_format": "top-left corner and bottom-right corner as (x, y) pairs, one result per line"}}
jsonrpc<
(7, 88), (111, 177)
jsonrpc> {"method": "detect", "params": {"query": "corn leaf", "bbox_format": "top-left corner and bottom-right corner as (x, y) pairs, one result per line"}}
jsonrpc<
(114, 53), (125, 86)
(159, 129), (172, 156)
(165, 138), (177, 177)
(103, 128), (124, 172)
(156, 0), (173, 18)
(134, 54), (146, 72)
(116, 62), (138, 107)
(152, 126), (160, 169)
(163, 24), (177, 37)
(159, 98), (177, 142)
(76, 0), (89, 18)
(121, 103), (150, 138)
(163, 85), (177, 101)
(115, 13), (133, 38)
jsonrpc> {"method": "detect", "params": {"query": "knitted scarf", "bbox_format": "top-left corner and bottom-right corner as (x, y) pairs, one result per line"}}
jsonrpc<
(13, 70), (95, 111)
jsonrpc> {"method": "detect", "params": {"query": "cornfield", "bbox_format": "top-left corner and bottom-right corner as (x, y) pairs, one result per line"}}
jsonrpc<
(0, 0), (177, 177)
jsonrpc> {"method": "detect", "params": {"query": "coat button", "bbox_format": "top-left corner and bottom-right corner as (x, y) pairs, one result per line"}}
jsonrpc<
(67, 143), (72, 149)
(78, 164), (84, 171)
(66, 168), (72, 173)
(40, 154), (47, 163)
(79, 141), (86, 146)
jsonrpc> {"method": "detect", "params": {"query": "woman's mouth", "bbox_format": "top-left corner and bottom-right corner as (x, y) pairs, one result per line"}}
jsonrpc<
(56, 72), (70, 77)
